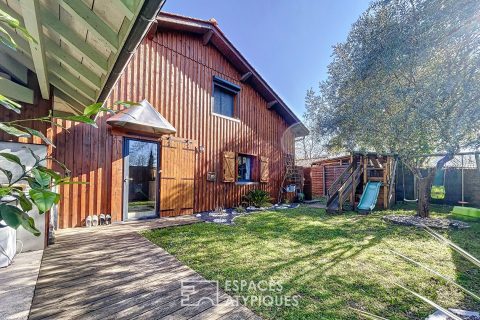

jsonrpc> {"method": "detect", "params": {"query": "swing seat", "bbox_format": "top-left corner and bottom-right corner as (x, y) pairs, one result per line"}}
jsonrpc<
(431, 185), (445, 200)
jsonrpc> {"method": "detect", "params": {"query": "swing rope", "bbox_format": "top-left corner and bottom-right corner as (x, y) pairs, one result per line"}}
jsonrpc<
(402, 162), (418, 202)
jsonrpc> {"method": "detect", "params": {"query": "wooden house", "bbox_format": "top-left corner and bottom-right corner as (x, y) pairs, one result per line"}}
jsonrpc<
(0, 9), (308, 229)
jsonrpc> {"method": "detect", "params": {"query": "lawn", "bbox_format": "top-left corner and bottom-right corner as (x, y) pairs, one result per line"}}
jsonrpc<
(143, 205), (480, 319)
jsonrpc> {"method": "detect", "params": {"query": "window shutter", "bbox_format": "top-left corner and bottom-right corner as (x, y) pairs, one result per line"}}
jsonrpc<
(223, 151), (236, 182)
(260, 157), (269, 182)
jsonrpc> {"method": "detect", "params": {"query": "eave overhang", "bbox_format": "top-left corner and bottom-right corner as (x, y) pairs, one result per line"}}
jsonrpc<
(0, 0), (165, 115)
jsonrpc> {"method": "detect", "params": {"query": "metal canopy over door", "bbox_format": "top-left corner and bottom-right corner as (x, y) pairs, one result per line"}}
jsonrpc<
(123, 138), (160, 220)
(160, 139), (196, 216)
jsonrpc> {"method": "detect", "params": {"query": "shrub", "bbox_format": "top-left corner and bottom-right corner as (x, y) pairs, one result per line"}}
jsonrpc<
(242, 189), (271, 208)
(234, 206), (246, 213)
(296, 192), (305, 203)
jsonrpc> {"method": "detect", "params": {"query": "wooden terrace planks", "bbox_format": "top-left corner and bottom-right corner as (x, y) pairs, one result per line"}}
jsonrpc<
(28, 216), (260, 320)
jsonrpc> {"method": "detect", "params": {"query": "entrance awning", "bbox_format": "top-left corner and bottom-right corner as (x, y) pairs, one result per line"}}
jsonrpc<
(106, 100), (176, 135)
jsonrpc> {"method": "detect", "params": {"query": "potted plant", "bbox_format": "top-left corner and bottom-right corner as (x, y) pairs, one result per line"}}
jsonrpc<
(0, 196), (17, 268)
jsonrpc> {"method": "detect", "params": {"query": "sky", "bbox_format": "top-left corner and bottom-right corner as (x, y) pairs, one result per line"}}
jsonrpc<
(163, 0), (372, 119)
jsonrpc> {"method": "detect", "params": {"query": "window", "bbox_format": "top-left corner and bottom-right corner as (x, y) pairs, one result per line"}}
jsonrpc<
(213, 86), (234, 117)
(213, 76), (240, 118)
(238, 154), (253, 182)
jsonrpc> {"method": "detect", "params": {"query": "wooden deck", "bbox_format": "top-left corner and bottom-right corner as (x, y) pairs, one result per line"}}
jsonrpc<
(29, 216), (260, 320)
(0, 250), (43, 320)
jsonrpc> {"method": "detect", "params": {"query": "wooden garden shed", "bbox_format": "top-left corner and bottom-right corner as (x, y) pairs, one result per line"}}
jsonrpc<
(311, 155), (351, 198)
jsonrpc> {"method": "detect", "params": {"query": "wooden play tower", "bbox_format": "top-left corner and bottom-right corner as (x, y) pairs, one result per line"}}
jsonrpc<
(323, 153), (397, 213)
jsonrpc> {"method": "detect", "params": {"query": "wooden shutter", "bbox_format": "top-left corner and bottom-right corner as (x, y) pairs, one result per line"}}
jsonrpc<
(260, 156), (269, 183)
(110, 135), (123, 223)
(159, 139), (196, 217)
(223, 151), (236, 182)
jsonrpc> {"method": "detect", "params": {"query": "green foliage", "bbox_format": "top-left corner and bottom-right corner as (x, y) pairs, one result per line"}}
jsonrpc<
(306, 0), (480, 217)
(0, 9), (35, 47)
(0, 204), (40, 236)
(296, 192), (305, 203)
(307, 0), (480, 165)
(0, 94), (21, 113)
(0, 98), (136, 236)
(234, 206), (246, 213)
(0, 98), (137, 235)
(242, 189), (271, 208)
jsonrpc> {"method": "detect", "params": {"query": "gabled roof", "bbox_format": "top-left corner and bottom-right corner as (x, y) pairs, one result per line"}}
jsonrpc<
(156, 13), (309, 137)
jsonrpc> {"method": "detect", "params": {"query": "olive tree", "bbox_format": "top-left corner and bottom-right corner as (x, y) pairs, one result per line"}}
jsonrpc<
(308, 0), (480, 217)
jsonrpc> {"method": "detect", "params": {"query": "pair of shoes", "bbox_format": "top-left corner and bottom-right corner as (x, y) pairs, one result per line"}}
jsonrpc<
(85, 215), (99, 227)
(85, 216), (92, 227)
(85, 214), (112, 227)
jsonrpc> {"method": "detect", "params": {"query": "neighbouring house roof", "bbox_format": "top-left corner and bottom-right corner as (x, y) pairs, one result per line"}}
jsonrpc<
(296, 158), (327, 167)
(156, 12), (309, 137)
(0, 0), (165, 115)
(311, 154), (351, 166)
(106, 99), (176, 135)
(311, 151), (396, 166)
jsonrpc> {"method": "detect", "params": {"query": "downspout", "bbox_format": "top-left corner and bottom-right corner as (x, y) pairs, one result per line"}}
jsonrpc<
(97, 0), (166, 103)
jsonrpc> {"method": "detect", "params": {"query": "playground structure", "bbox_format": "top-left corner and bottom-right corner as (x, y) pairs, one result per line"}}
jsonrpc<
(397, 152), (480, 208)
(313, 153), (397, 214)
(310, 151), (480, 214)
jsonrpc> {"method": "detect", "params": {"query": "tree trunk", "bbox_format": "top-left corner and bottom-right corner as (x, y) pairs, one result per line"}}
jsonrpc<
(415, 153), (454, 218)
(417, 172), (435, 218)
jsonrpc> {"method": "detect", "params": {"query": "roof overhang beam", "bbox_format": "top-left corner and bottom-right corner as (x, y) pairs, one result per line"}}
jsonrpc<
(40, 6), (109, 72)
(59, 0), (119, 52)
(19, 0), (50, 99)
(267, 100), (278, 109)
(202, 29), (214, 45)
(0, 76), (34, 104)
(240, 71), (253, 83)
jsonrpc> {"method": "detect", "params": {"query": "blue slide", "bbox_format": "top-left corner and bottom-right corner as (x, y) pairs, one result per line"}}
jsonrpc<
(357, 182), (382, 214)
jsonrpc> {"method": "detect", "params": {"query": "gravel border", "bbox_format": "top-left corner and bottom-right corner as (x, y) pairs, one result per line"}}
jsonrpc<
(383, 215), (470, 229)
(426, 308), (479, 320)
(196, 204), (300, 225)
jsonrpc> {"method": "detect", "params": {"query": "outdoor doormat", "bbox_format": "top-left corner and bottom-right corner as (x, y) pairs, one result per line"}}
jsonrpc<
(383, 215), (470, 229)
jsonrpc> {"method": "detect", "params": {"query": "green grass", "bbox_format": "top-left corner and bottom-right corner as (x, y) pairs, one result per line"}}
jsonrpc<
(143, 204), (480, 320)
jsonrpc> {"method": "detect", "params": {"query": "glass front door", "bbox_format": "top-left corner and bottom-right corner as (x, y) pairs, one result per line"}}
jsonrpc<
(123, 139), (159, 220)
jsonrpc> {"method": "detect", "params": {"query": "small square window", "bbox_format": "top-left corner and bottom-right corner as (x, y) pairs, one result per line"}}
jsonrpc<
(213, 86), (235, 117)
(238, 154), (253, 182)
(213, 76), (240, 118)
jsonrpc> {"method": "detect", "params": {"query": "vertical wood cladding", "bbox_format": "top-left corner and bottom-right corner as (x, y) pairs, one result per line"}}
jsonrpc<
(52, 30), (295, 228)
(0, 75), (52, 145)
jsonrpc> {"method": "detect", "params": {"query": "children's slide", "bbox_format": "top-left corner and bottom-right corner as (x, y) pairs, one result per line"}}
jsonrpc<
(357, 182), (382, 214)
